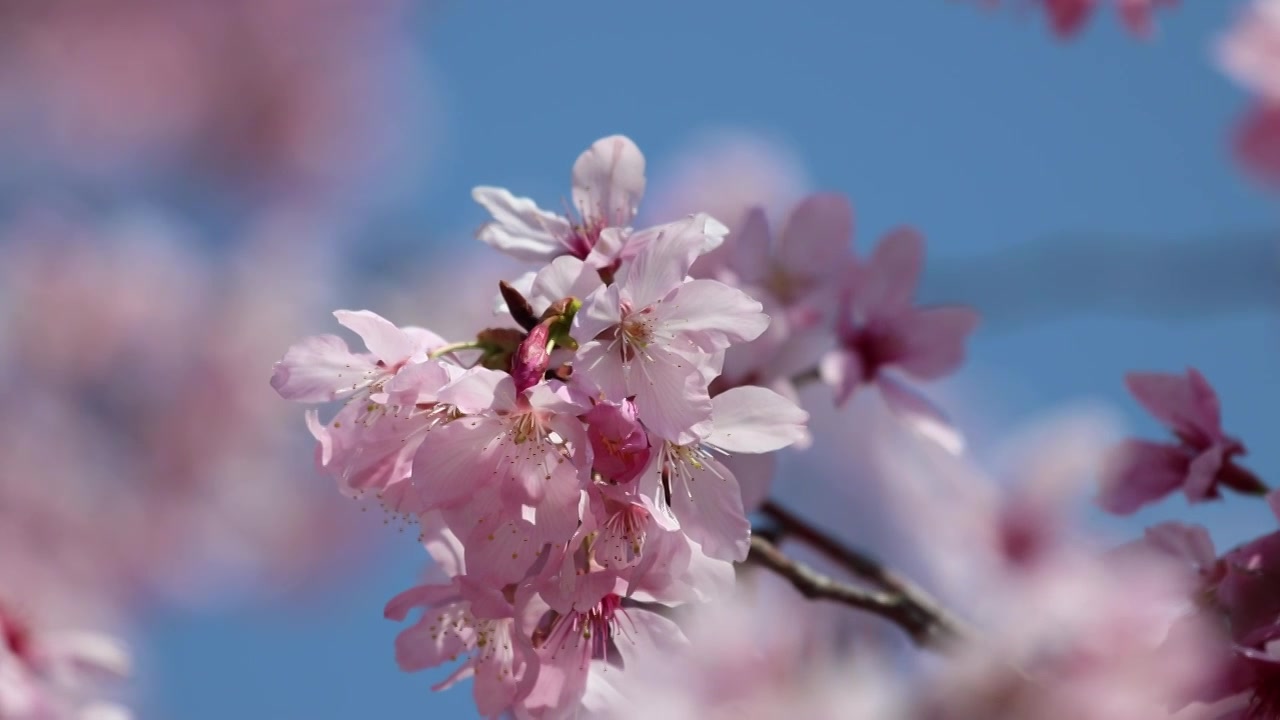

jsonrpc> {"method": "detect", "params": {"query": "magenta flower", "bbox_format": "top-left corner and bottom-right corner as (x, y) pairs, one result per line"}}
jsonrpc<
(1098, 368), (1264, 515)
(819, 227), (978, 451)
(473, 135), (647, 266)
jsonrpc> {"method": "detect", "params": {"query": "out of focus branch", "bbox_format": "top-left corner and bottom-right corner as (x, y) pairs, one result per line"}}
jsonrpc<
(757, 499), (969, 649)
(747, 536), (959, 649)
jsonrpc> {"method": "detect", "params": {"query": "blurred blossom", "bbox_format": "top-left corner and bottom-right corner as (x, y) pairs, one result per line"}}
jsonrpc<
(0, 205), (365, 610)
(0, 0), (432, 204)
(967, 0), (1176, 39)
(1219, 0), (1280, 189)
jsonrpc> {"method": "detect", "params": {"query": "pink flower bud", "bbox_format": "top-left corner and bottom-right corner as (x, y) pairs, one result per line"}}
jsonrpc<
(511, 321), (552, 393)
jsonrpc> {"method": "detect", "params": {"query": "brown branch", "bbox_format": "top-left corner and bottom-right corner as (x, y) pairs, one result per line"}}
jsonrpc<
(758, 499), (969, 649)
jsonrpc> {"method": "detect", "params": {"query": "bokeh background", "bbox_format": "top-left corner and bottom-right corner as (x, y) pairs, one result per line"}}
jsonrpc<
(1, 1), (1276, 717)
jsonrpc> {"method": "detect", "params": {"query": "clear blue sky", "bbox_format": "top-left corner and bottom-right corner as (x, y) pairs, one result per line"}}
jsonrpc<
(146, 1), (1279, 717)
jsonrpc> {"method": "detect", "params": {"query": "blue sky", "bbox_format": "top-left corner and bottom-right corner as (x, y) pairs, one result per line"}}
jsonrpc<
(147, 1), (1279, 716)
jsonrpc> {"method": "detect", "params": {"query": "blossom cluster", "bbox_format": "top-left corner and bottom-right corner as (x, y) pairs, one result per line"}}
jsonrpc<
(272, 135), (978, 716)
(1098, 368), (1280, 718)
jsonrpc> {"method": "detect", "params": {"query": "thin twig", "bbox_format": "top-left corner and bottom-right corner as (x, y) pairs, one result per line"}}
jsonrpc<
(758, 499), (969, 649)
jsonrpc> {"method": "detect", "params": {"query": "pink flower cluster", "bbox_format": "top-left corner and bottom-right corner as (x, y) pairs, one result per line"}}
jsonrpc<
(272, 135), (978, 717)
(1098, 368), (1280, 719)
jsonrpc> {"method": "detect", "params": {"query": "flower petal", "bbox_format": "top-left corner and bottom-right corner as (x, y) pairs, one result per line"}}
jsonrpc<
(778, 192), (854, 281)
(892, 306), (980, 381)
(1096, 439), (1190, 515)
(858, 226), (924, 318)
(653, 279), (769, 351)
(270, 334), (377, 403)
(473, 186), (573, 262)
(706, 386), (810, 454)
(334, 309), (415, 366)
(877, 375), (965, 455)
(571, 135), (646, 227)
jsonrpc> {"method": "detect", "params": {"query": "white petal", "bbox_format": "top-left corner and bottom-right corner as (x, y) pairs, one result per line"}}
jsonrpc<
(472, 186), (572, 262)
(571, 135), (646, 226)
(270, 334), (377, 403)
(334, 309), (414, 366)
(706, 386), (810, 454)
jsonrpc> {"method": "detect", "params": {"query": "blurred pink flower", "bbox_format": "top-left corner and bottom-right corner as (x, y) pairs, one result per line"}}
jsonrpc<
(1219, 0), (1280, 189)
(820, 227), (979, 453)
(971, 0), (1176, 39)
(1098, 369), (1263, 515)
(0, 206), (370, 610)
(0, 0), (430, 201)
(0, 601), (131, 720)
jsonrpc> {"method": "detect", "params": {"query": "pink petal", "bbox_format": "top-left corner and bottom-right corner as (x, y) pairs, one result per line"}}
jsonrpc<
(472, 186), (573, 263)
(1234, 104), (1280, 189)
(858, 226), (924, 318)
(876, 375), (965, 455)
(653, 279), (769, 351)
(270, 333), (376, 402)
(777, 192), (854, 282)
(705, 386), (810, 454)
(438, 367), (509, 415)
(673, 458), (750, 562)
(571, 135), (646, 227)
(1269, 490), (1280, 523)
(1185, 445), (1228, 502)
(464, 515), (540, 586)
(412, 416), (503, 509)
(892, 306), (980, 381)
(530, 256), (603, 315)
(1045, 0), (1096, 37)
(394, 602), (473, 672)
(573, 338), (631, 401)
(629, 346), (714, 444)
(1096, 439), (1190, 515)
(573, 284), (624, 346)
(334, 309), (415, 366)
(1125, 369), (1223, 443)
(819, 349), (863, 407)
(621, 215), (726, 308)
(1141, 522), (1218, 579)
(728, 206), (773, 285)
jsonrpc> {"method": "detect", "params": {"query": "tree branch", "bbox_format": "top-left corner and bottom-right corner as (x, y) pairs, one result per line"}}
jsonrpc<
(757, 499), (969, 649)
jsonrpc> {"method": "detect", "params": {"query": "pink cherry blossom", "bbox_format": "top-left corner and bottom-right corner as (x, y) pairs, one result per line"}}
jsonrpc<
(1097, 368), (1264, 515)
(639, 387), (809, 562)
(573, 216), (767, 443)
(1218, 0), (1280, 189)
(386, 580), (537, 719)
(820, 227), (978, 452)
(0, 601), (131, 720)
(704, 195), (856, 396)
(473, 135), (647, 266)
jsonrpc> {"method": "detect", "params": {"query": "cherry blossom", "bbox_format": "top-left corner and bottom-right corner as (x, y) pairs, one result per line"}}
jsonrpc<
(820, 227), (978, 452)
(474, 136), (648, 267)
(1098, 369), (1264, 515)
